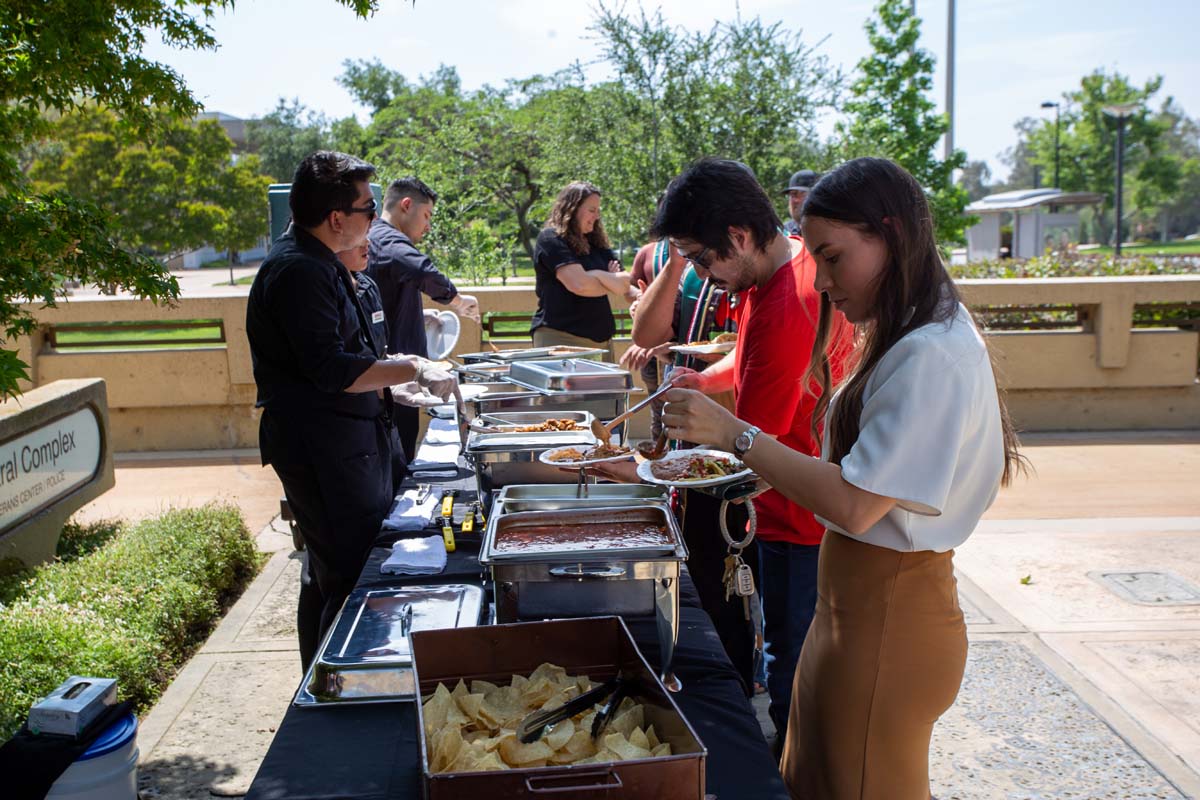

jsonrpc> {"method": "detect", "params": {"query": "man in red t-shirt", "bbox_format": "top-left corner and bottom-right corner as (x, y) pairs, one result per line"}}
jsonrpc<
(650, 158), (852, 741)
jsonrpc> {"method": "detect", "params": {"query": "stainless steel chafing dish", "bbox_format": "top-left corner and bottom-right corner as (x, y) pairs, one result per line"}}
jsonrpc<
(465, 412), (598, 497)
(494, 482), (668, 511)
(507, 358), (634, 394)
(480, 494), (687, 689)
(458, 345), (605, 364)
(454, 362), (511, 383)
(461, 382), (630, 439)
(293, 584), (483, 706)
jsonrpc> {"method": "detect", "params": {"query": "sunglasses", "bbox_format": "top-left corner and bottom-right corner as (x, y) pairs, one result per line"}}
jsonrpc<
(675, 245), (713, 269)
(343, 198), (378, 219)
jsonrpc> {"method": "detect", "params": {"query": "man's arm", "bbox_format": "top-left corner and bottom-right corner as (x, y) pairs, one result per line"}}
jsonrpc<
(630, 250), (687, 347)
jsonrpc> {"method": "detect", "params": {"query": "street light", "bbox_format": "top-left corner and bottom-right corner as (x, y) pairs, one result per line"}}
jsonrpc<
(1103, 102), (1140, 258)
(1040, 100), (1060, 189)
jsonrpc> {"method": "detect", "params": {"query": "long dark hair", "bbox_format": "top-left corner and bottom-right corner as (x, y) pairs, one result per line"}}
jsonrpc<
(547, 181), (611, 256)
(804, 157), (1024, 485)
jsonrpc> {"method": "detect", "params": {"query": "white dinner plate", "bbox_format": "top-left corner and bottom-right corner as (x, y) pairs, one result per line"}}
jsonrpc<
(538, 446), (636, 467)
(668, 341), (736, 356)
(636, 448), (752, 487)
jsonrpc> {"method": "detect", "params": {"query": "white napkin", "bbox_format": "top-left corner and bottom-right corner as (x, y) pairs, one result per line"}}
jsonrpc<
(382, 490), (441, 531)
(410, 441), (460, 467)
(381, 535), (447, 575)
(423, 417), (461, 445)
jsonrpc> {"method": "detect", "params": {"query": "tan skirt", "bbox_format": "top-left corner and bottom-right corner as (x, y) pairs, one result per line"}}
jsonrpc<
(531, 326), (615, 362)
(780, 532), (967, 800)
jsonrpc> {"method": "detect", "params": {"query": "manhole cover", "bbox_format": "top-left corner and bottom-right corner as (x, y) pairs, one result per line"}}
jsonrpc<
(1089, 570), (1200, 606)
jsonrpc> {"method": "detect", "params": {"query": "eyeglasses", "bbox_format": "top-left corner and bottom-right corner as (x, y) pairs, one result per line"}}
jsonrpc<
(675, 245), (713, 269)
(343, 198), (377, 219)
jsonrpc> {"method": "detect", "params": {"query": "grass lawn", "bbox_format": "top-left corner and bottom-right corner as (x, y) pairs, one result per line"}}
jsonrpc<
(53, 320), (224, 350)
(1084, 239), (1200, 256)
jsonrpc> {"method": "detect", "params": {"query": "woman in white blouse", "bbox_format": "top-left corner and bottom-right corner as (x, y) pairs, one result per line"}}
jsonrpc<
(662, 157), (1024, 800)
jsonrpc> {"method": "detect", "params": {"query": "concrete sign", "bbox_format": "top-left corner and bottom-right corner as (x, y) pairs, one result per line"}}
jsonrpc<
(0, 378), (114, 567)
(0, 407), (103, 532)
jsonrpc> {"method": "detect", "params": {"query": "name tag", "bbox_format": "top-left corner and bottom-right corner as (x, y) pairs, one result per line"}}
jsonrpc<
(371, 310), (385, 324)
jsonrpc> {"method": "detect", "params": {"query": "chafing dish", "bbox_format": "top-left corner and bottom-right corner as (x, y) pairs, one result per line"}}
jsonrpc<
(462, 382), (629, 440)
(293, 584), (483, 707)
(412, 617), (706, 799)
(494, 482), (668, 511)
(507, 358), (634, 394)
(458, 345), (605, 364)
(480, 501), (687, 690)
(465, 425), (598, 497)
(472, 410), (593, 431)
(454, 362), (511, 383)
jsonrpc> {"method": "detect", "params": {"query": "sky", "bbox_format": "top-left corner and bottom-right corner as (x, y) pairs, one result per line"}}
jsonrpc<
(142, 0), (1200, 184)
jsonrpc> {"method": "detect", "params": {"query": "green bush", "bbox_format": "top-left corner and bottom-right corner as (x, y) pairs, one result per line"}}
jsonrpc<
(952, 251), (1200, 279)
(56, 518), (124, 561)
(0, 504), (262, 741)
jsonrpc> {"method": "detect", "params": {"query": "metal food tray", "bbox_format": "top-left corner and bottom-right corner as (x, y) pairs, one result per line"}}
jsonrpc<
(293, 584), (483, 707)
(481, 504), (685, 563)
(507, 358), (634, 394)
(454, 362), (511, 382)
(495, 483), (668, 511)
(467, 429), (596, 452)
(473, 410), (594, 431)
(458, 345), (606, 363)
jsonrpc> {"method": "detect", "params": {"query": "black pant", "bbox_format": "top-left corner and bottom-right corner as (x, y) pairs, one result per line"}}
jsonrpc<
(394, 403), (419, 464)
(261, 409), (393, 671)
(679, 490), (760, 696)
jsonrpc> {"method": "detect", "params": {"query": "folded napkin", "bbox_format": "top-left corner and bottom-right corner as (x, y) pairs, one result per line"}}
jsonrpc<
(411, 440), (460, 467)
(423, 418), (461, 445)
(381, 536), (447, 576)
(382, 490), (441, 531)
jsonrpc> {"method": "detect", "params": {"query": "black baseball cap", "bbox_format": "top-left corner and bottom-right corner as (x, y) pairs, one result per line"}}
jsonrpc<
(783, 169), (820, 194)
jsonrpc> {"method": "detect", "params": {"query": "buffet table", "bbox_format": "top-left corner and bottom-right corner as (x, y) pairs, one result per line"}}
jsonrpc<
(247, 408), (788, 799)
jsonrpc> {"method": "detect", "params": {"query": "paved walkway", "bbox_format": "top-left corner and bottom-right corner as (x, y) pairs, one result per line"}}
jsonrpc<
(76, 432), (1200, 799)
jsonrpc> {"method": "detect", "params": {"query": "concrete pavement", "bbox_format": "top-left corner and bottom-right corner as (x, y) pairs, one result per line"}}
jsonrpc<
(71, 432), (1200, 798)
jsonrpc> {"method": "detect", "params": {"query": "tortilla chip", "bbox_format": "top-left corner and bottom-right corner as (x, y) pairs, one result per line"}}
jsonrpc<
(431, 725), (464, 772)
(652, 742), (673, 757)
(609, 704), (644, 739)
(470, 679), (499, 695)
(645, 725), (660, 750)
(629, 726), (650, 751)
(544, 717), (575, 751)
(498, 733), (554, 766)
(604, 732), (652, 761)
(472, 751), (509, 771)
(422, 684), (454, 736)
(529, 662), (569, 685)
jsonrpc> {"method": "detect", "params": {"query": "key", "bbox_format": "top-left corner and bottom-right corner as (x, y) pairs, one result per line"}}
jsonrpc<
(722, 553), (739, 602)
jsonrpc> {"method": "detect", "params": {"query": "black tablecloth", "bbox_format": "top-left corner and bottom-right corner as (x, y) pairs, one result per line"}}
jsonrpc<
(247, 469), (788, 800)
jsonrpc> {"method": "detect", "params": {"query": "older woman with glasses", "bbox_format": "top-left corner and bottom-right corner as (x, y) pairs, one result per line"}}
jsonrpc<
(530, 181), (639, 361)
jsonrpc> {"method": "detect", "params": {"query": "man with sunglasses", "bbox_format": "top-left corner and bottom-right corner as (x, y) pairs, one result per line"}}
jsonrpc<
(651, 158), (853, 751)
(247, 151), (457, 669)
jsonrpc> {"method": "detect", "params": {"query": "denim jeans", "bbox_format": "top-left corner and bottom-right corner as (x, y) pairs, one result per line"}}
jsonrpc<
(757, 538), (821, 736)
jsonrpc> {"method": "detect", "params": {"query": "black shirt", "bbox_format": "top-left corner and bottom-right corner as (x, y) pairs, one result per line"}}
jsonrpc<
(353, 271), (390, 357)
(531, 228), (618, 343)
(366, 218), (458, 359)
(246, 228), (381, 426)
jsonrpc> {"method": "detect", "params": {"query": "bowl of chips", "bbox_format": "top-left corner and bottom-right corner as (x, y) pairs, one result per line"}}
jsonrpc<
(412, 617), (706, 799)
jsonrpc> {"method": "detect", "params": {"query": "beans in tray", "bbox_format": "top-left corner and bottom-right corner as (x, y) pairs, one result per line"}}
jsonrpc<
(423, 662), (671, 773)
(493, 520), (671, 553)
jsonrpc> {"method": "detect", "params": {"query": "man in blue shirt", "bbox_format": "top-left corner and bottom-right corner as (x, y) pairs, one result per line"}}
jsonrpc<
(367, 177), (479, 459)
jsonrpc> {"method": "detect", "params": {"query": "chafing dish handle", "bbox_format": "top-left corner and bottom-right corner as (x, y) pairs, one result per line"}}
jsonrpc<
(526, 770), (622, 793)
(547, 565), (627, 579)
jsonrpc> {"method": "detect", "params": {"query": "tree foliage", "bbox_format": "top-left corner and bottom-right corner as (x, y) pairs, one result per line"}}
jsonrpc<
(28, 107), (271, 259)
(836, 0), (970, 244)
(0, 0), (377, 399)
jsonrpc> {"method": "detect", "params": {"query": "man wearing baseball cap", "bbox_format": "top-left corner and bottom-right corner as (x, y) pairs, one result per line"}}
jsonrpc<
(782, 169), (819, 235)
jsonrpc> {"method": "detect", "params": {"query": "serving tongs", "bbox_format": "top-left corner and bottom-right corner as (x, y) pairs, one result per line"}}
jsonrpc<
(516, 676), (629, 743)
(590, 374), (682, 446)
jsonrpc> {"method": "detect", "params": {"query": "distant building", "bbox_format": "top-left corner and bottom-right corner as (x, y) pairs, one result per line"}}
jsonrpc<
(965, 188), (1104, 261)
(196, 111), (249, 149)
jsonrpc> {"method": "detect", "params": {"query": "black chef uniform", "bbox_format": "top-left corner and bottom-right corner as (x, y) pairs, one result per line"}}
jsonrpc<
(247, 227), (394, 668)
(353, 269), (408, 493)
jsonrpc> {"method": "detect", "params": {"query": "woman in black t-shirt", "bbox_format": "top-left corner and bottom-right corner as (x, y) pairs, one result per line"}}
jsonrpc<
(531, 182), (637, 361)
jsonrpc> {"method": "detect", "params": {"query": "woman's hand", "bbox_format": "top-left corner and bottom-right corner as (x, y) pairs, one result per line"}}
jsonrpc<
(620, 344), (656, 373)
(558, 459), (642, 483)
(663, 366), (704, 390)
(660, 388), (745, 449)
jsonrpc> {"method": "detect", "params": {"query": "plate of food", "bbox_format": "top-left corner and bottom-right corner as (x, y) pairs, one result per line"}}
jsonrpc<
(668, 332), (737, 356)
(636, 448), (752, 487)
(538, 442), (635, 466)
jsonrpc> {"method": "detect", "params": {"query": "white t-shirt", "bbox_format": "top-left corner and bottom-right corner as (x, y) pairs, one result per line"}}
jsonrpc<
(815, 302), (1004, 552)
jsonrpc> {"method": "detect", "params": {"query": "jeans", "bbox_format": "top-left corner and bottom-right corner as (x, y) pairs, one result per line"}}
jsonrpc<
(758, 538), (821, 737)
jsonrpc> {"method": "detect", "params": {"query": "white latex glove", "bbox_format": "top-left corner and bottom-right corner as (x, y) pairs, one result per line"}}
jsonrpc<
(414, 360), (458, 400)
(450, 294), (481, 323)
(391, 381), (446, 408)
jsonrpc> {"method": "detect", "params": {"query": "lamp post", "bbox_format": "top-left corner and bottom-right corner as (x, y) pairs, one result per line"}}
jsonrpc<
(1103, 103), (1140, 258)
(1040, 100), (1060, 189)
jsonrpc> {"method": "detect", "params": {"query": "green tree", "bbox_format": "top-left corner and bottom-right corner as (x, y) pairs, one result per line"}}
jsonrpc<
(0, 0), (376, 398)
(1023, 70), (1181, 244)
(245, 98), (332, 183)
(28, 107), (270, 260)
(957, 159), (993, 202)
(837, 0), (970, 244)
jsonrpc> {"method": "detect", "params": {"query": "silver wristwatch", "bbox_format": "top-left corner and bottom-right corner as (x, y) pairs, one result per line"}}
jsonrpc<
(732, 425), (762, 458)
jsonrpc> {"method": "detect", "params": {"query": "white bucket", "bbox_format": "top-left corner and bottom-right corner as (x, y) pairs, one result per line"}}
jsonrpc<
(46, 712), (138, 800)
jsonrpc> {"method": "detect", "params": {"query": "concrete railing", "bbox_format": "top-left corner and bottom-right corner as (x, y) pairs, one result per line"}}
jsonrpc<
(11, 275), (1200, 451)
